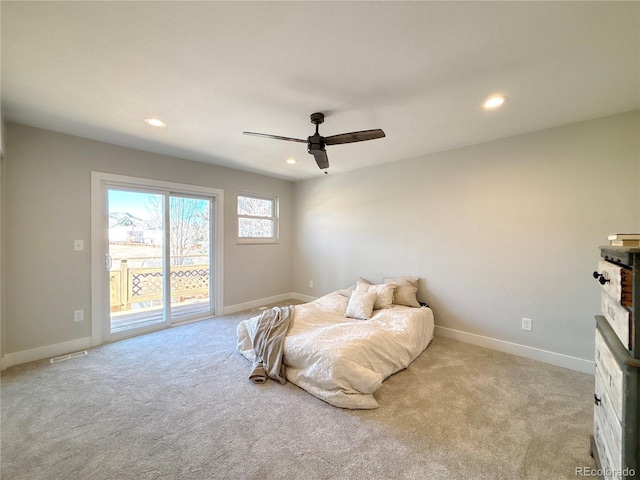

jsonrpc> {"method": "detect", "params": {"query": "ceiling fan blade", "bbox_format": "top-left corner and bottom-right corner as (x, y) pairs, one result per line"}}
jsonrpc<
(243, 131), (307, 143)
(310, 149), (330, 170)
(324, 129), (386, 145)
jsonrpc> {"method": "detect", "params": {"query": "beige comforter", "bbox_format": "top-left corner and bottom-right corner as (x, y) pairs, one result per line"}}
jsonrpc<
(237, 292), (434, 409)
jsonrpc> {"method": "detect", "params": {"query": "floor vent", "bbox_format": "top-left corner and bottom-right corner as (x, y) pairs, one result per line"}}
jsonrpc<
(49, 351), (88, 364)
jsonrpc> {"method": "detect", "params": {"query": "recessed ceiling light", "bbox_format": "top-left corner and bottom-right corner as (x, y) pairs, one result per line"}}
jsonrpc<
(144, 116), (167, 127)
(483, 95), (507, 110)
(286, 158), (297, 165)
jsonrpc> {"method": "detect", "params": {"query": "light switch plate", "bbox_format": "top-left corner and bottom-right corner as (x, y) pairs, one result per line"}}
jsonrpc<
(74, 240), (84, 251)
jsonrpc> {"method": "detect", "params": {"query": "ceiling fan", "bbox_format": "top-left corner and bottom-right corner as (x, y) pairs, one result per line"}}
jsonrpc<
(243, 112), (385, 170)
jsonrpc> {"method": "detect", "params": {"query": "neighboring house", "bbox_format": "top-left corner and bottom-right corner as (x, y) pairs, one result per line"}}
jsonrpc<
(109, 226), (143, 244)
(108, 227), (161, 245)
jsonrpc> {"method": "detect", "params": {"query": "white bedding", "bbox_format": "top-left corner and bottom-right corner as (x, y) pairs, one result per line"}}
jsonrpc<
(236, 291), (435, 409)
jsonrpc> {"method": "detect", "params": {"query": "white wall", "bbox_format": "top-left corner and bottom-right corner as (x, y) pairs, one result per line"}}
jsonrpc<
(3, 111), (639, 370)
(2, 124), (294, 357)
(292, 111), (640, 367)
(0, 122), (4, 361)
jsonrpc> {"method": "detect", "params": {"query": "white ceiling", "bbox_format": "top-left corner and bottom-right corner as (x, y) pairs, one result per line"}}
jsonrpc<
(2, 1), (638, 181)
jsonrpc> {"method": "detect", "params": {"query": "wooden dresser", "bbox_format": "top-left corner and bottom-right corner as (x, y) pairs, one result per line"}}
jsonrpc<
(591, 246), (640, 480)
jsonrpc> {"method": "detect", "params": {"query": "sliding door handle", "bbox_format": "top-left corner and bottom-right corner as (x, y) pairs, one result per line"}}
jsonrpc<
(105, 254), (112, 271)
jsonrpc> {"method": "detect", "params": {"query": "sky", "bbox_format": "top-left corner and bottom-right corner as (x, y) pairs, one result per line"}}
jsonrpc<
(108, 190), (161, 220)
(108, 189), (210, 222)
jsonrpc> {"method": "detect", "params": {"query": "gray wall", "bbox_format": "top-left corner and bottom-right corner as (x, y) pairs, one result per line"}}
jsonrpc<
(2, 124), (293, 354)
(292, 111), (640, 361)
(2, 111), (639, 364)
(0, 121), (4, 359)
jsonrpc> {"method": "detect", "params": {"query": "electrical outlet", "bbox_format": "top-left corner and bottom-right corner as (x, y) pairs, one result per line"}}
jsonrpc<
(309, 280), (314, 288)
(522, 317), (532, 332)
(74, 310), (84, 322)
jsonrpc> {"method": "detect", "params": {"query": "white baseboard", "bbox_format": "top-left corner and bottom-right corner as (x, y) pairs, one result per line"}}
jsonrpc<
(3, 293), (314, 369)
(224, 294), (595, 374)
(2, 300), (592, 377)
(1, 336), (92, 370)
(435, 325), (595, 375)
(291, 292), (317, 303)
(222, 293), (293, 315)
(222, 292), (318, 315)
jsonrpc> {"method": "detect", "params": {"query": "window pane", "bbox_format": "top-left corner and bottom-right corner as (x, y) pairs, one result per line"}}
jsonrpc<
(108, 189), (165, 333)
(238, 196), (273, 217)
(169, 196), (211, 320)
(238, 218), (274, 238)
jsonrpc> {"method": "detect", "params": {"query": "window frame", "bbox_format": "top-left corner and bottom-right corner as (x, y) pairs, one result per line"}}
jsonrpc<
(236, 192), (279, 244)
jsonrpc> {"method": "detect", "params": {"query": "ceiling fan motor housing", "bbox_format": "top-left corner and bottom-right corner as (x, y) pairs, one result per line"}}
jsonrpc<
(307, 133), (326, 154)
(308, 113), (326, 154)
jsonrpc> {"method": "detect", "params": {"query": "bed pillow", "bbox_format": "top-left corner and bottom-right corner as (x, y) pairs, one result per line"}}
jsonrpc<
(384, 277), (421, 307)
(345, 289), (377, 320)
(337, 284), (356, 298)
(356, 278), (395, 309)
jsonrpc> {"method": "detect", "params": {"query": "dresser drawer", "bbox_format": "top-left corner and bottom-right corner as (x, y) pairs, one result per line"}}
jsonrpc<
(594, 369), (623, 477)
(594, 405), (622, 480)
(596, 259), (633, 307)
(595, 329), (624, 422)
(601, 293), (632, 350)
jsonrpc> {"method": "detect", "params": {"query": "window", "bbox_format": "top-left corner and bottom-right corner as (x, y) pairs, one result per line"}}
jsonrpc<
(237, 193), (278, 243)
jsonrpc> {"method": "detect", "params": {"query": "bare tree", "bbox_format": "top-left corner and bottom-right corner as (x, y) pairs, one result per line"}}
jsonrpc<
(146, 196), (209, 265)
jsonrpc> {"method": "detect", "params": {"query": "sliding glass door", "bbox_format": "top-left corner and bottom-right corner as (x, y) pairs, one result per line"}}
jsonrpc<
(97, 177), (218, 343)
(107, 188), (168, 335)
(168, 195), (211, 320)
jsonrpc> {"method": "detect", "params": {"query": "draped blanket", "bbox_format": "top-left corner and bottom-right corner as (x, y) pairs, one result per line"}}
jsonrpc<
(246, 305), (294, 384)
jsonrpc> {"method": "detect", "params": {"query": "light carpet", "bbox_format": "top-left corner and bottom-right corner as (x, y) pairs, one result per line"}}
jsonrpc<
(1, 302), (596, 480)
